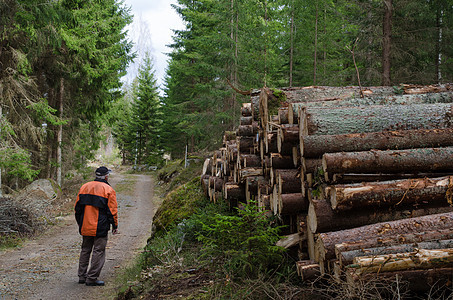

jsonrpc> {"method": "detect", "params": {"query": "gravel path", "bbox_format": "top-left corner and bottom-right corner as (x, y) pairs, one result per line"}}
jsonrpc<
(0, 173), (156, 300)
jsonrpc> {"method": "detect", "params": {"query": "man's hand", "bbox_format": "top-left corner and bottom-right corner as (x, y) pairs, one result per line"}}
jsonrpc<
(112, 229), (119, 235)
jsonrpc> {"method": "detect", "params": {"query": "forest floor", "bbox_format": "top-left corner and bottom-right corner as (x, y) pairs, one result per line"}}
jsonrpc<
(0, 172), (157, 300)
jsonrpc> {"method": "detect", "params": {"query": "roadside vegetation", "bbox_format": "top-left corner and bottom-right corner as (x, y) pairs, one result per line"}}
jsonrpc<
(115, 158), (308, 299)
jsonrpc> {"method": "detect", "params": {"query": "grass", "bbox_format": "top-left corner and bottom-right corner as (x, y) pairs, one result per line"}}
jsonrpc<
(0, 233), (24, 250)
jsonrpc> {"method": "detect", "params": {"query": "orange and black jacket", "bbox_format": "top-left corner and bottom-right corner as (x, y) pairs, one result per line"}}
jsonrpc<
(75, 179), (118, 237)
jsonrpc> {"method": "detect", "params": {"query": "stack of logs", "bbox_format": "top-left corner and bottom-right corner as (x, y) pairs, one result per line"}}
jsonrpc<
(201, 84), (453, 291)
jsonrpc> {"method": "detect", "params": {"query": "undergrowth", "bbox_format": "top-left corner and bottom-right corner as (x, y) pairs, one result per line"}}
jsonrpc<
(116, 173), (304, 299)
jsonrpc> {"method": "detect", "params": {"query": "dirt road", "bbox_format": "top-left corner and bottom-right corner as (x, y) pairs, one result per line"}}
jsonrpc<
(0, 173), (156, 300)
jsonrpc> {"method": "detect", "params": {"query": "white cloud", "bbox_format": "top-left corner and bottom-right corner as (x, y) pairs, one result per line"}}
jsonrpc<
(122, 0), (184, 93)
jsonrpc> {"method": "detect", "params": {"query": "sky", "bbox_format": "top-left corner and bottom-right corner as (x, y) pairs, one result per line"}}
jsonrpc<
(121, 0), (184, 93)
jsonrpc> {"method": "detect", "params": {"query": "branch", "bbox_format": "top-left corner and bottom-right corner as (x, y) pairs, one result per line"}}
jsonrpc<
(346, 37), (364, 98)
(226, 78), (251, 95)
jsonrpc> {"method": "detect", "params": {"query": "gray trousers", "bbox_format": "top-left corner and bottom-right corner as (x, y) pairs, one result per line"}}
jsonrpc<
(78, 236), (108, 282)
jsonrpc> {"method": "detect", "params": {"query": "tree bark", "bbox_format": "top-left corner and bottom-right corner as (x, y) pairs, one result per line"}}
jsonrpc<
(316, 212), (453, 261)
(308, 194), (452, 234)
(322, 147), (453, 174)
(270, 153), (294, 169)
(300, 103), (453, 136)
(57, 77), (64, 187)
(237, 136), (255, 153)
(334, 228), (453, 261)
(277, 125), (299, 153)
(237, 123), (259, 136)
(337, 239), (453, 267)
(301, 128), (453, 158)
(331, 172), (453, 184)
(238, 167), (263, 180)
(223, 131), (236, 144)
(238, 154), (261, 168)
(278, 107), (289, 124)
(330, 176), (453, 211)
(240, 116), (253, 126)
(302, 158), (322, 173)
(278, 193), (308, 215)
(245, 176), (265, 198)
(277, 169), (301, 194)
(201, 175), (210, 196)
(223, 182), (245, 200)
(226, 140), (237, 162)
(349, 248), (453, 274)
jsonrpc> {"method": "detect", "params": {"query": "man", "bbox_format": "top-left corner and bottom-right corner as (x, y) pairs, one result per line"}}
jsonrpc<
(75, 166), (118, 286)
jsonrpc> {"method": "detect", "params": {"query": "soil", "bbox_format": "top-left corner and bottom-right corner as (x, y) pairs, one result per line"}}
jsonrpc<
(0, 173), (156, 300)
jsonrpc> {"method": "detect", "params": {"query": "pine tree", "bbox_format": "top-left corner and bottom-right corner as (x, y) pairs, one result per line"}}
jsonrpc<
(129, 54), (162, 165)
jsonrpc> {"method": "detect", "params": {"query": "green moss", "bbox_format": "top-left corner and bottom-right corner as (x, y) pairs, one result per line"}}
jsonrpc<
(153, 177), (206, 235)
(268, 88), (286, 116)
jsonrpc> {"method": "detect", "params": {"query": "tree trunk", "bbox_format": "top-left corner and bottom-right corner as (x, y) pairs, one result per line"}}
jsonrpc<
(226, 140), (237, 162)
(296, 261), (320, 281)
(278, 107), (289, 124)
(289, 1), (294, 87)
(223, 182), (245, 200)
(307, 194), (452, 234)
(322, 147), (453, 174)
(270, 153), (294, 169)
(382, 0), (392, 86)
(240, 116), (253, 126)
(245, 176), (265, 199)
(337, 239), (453, 267)
(237, 136), (255, 153)
(223, 131), (236, 143)
(329, 176), (453, 211)
(237, 123), (259, 136)
(238, 154), (261, 168)
(301, 128), (453, 158)
(202, 158), (212, 175)
(276, 232), (304, 249)
(300, 103), (453, 136)
(279, 193), (308, 215)
(57, 77), (64, 187)
(209, 176), (224, 192)
(201, 175), (210, 196)
(349, 248), (453, 274)
(238, 167), (263, 180)
(241, 102), (252, 116)
(313, 0), (318, 85)
(0, 105), (2, 197)
(302, 158), (322, 173)
(316, 212), (453, 261)
(277, 125), (299, 153)
(334, 228), (453, 261)
(331, 172), (453, 184)
(277, 169), (301, 194)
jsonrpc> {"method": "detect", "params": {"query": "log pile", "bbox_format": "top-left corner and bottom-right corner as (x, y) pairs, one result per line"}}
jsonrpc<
(201, 84), (453, 290)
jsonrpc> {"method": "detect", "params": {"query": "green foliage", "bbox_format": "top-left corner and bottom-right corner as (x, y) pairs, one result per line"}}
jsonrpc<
(27, 99), (67, 126)
(193, 201), (285, 277)
(0, 146), (39, 181)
